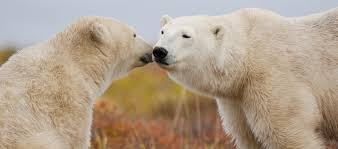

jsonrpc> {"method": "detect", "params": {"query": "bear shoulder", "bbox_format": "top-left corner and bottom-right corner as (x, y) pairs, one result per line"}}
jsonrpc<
(294, 7), (338, 32)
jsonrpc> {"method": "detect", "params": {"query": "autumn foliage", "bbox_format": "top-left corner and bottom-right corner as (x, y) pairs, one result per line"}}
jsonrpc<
(91, 65), (234, 149)
(91, 99), (233, 149)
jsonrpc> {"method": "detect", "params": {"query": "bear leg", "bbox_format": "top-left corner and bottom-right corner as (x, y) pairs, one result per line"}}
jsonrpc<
(216, 98), (262, 149)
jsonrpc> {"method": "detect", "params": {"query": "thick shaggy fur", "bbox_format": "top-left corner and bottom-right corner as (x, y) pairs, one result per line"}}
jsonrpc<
(155, 8), (338, 149)
(0, 16), (152, 148)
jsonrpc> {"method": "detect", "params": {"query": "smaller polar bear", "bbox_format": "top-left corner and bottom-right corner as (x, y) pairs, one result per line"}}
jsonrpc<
(153, 8), (338, 149)
(0, 16), (153, 149)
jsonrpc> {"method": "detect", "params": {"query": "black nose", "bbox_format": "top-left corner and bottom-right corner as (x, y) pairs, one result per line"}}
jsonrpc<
(153, 47), (168, 59)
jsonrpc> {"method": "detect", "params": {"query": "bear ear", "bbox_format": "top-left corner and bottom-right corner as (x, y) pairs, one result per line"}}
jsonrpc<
(160, 15), (172, 27)
(89, 22), (109, 44)
(211, 25), (224, 40)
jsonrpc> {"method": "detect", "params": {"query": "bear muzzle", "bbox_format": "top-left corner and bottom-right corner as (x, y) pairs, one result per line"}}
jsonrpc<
(153, 47), (168, 59)
(140, 53), (153, 64)
(153, 47), (171, 65)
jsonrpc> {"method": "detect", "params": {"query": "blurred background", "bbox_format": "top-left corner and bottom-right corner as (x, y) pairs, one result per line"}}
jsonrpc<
(1, 1), (338, 148)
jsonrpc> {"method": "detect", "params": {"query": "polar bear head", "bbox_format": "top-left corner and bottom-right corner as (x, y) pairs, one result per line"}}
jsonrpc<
(54, 16), (153, 82)
(153, 14), (248, 97)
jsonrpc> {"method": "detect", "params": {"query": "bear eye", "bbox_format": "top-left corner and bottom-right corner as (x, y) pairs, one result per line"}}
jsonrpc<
(133, 33), (136, 38)
(161, 30), (164, 35)
(182, 34), (191, 38)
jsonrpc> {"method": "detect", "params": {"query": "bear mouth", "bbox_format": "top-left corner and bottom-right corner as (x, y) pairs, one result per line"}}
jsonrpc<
(155, 58), (170, 66)
(140, 53), (153, 64)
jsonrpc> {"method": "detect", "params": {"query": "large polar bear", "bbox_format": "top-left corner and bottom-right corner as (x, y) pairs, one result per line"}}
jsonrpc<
(153, 8), (338, 149)
(0, 16), (153, 149)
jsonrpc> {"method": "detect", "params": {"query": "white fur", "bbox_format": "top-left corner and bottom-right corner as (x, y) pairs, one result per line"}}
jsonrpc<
(155, 8), (338, 149)
(0, 16), (152, 148)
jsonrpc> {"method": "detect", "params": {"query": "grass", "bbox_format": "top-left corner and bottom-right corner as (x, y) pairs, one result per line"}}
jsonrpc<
(0, 47), (15, 65)
(92, 65), (233, 149)
(91, 96), (233, 149)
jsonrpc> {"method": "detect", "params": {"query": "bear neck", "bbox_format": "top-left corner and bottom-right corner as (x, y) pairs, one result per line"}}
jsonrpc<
(50, 38), (115, 99)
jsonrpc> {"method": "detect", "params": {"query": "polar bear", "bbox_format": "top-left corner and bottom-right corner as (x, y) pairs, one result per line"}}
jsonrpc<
(153, 8), (338, 149)
(0, 16), (153, 149)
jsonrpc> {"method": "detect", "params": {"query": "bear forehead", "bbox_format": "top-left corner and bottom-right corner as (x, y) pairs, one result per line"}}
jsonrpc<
(75, 16), (134, 32)
(163, 22), (208, 33)
(165, 16), (215, 29)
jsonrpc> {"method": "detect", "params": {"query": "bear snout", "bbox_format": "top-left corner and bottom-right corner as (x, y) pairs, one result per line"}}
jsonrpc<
(153, 47), (168, 60)
(140, 53), (153, 64)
